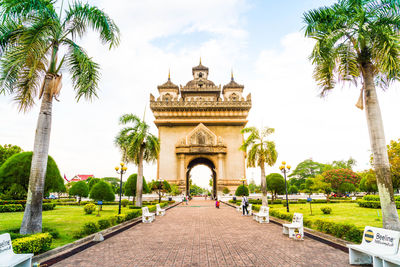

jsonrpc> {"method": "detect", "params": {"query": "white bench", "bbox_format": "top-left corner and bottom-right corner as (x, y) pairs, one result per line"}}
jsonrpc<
(253, 206), (269, 223)
(0, 233), (33, 267)
(347, 226), (400, 266)
(247, 204), (253, 216)
(282, 213), (304, 240)
(381, 249), (400, 267)
(142, 207), (155, 223)
(156, 204), (166, 216)
(236, 205), (242, 212)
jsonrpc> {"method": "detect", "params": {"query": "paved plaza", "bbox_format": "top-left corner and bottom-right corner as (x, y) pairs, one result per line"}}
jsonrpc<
(53, 200), (352, 267)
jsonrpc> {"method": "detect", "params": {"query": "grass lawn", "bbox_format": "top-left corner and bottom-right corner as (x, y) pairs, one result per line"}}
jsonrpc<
(0, 205), (132, 248)
(268, 202), (400, 229)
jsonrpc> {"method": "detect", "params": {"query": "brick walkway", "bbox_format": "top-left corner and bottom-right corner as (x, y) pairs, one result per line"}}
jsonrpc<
(53, 199), (352, 267)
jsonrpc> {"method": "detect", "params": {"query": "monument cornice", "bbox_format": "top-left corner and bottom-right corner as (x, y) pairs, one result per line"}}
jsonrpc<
(150, 100), (252, 111)
(175, 145), (227, 154)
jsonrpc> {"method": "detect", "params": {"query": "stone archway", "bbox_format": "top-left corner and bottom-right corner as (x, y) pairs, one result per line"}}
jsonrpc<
(186, 157), (217, 198)
(150, 61), (251, 196)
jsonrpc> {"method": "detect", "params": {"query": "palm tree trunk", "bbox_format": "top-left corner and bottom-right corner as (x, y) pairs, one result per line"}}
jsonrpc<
(363, 63), (400, 230)
(20, 74), (54, 234)
(260, 164), (268, 206)
(135, 146), (145, 207)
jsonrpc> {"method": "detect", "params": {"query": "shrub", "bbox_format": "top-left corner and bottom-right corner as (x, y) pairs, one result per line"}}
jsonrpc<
(121, 199), (129, 207)
(235, 185), (249, 196)
(363, 195), (400, 201)
(108, 216), (117, 226)
(0, 204), (24, 212)
(98, 219), (111, 230)
(82, 222), (99, 235)
(124, 174), (150, 200)
(222, 187), (230, 194)
(42, 203), (56, 211)
(0, 152), (65, 200)
(12, 233), (52, 254)
(313, 219), (362, 243)
(320, 207), (332, 214)
(115, 214), (127, 224)
(356, 200), (400, 209)
(128, 205), (142, 209)
(84, 203), (97, 214)
(90, 181), (115, 202)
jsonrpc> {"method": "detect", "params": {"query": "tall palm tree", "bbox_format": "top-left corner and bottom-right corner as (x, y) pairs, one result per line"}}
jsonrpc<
(240, 127), (278, 206)
(115, 114), (159, 207)
(0, 0), (119, 234)
(303, 0), (400, 230)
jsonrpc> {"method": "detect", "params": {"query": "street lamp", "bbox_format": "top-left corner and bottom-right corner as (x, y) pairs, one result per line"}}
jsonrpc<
(115, 162), (127, 215)
(240, 177), (246, 196)
(279, 161), (291, 213)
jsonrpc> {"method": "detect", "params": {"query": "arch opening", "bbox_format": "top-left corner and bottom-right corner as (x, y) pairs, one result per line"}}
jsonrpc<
(186, 157), (217, 199)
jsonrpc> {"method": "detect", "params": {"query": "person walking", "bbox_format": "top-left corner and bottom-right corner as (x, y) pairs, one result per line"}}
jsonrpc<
(242, 195), (249, 216)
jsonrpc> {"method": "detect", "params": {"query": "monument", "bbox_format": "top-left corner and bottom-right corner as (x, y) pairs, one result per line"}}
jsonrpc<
(150, 60), (251, 198)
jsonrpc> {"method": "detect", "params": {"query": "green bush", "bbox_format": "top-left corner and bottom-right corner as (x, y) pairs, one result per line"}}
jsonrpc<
(12, 233), (52, 254)
(82, 222), (99, 235)
(121, 199), (129, 207)
(320, 207), (332, 214)
(97, 219), (111, 230)
(0, 204), (24, 212)
(42, 203), (56, 211)
(125, 209), (141, 220)
(108, 216), (117, 226)
(235, 185), (249, 196)
(363, 195), (400, 201)
(115, 214), (127, 224)
(313, 219), (362, 243)
(356, 200), (400, 209)
(128, 205), (141, 209)
(84, 203), (97, 214)
(90, 181), (115, 202)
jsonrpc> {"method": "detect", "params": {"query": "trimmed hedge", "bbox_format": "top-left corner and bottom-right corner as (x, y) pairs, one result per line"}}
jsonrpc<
(363, 195), (400, 201)
(42, 203), (56, 211)
(229, 199), (355, 206)
(259, 207), (362, 243)
(357, 200), (400, 209)
(73, 203), (170, 238)
(0, 204), (24, 212)
(12, 233), (53, 254)
(0, 199), (52, 206)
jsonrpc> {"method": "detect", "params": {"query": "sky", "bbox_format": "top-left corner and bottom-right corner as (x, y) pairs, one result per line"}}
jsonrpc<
(1, 0), (400, 190)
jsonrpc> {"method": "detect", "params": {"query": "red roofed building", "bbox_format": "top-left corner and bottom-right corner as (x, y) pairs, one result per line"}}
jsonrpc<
(70, 175), (94, 182)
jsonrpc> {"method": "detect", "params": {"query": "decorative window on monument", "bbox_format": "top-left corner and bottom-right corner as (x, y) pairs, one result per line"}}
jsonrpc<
(197, 132), (205, 145)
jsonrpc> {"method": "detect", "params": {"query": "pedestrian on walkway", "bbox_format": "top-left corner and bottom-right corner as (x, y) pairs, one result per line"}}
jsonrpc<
(242, 195), (249, 215)
(215, 199), (220, 208)
(185, 195), (188, 205)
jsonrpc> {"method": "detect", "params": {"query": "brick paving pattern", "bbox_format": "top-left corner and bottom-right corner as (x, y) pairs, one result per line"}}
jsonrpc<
(53, 199), (352, 267)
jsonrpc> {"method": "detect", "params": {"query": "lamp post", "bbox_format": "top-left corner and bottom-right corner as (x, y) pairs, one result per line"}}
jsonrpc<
(240, 177), (246, 196)
(115, 162), (127, 215)
(279, 161), (291, 213)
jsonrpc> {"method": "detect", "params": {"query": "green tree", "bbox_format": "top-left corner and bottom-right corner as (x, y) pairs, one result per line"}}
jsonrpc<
(0, 0), (120, 234)
(102, 177), (120, 194)
(149, 180), (171, 203)
(266, 173), (285, 201)
(240, 126), (278, 206)
(288, 159), (328, 188)
(235, 185), (249, 196)
(248, 178), (257, 193)
(87, 178), (100, 191)
(90, 181), (115, 202)
(303, 0), (400, 230)
(170, 184), (182, 196)
(0, 144), (23, 166)
(123, 174), (149, 205)
(115, 114), (159, 207)
(339, 183), (356, 195)
(387, 139), (400, 190)
(330, 158), (357, 170)
(222, 187), (230, 195)
(69, 181), (89, 205)
(288, 185), (299, 194)
(189, 184), (204, 196)
(0, 152), (64, 200)
(359, 170), (378, 194)
(322, 169), (361, 192)
(311, 175), (332, 200)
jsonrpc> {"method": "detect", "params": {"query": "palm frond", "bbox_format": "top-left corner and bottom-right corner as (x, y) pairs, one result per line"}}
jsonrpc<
(0, 0), (58, 21)
(63, 1), (120, 48)
(64, 39), (100, 101)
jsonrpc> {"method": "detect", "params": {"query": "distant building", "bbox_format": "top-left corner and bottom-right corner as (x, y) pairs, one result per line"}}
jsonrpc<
(69, 174), (94, 182)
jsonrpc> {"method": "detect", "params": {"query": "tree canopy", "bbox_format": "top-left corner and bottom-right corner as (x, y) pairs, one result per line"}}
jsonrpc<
(0, 144), (22, 166)
(0, 152), (64, 199)
(89, 181), (115, 202)
(266, 173), (285, 200)
(69, 181), (89, 203)
(235, 185), (249, 196)
(124, 174), (149, 198)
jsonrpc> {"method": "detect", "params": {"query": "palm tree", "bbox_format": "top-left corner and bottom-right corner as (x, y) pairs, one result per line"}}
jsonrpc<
(115, 114), (159, 207)
(240, 127), (278, 206)
(303, 0), (400, 230)
(0, 0), (119, 234)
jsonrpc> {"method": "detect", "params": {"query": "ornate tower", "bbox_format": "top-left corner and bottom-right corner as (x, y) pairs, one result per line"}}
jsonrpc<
(150, 61), (251, 197)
